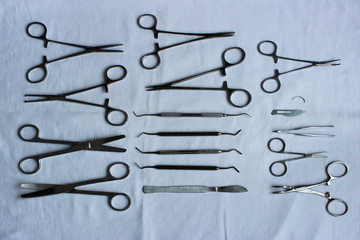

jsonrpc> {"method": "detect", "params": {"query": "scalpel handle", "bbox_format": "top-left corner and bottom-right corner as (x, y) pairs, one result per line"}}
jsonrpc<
(143, 186), (209, 193)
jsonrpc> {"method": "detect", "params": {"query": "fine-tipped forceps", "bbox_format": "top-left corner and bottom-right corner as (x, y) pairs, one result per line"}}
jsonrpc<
(137, 14), (234, 69)
(24, 65), (128, 126)
(18, 124), (126, 174)
(273, 125), (335, 138)
(257, 40), (340, 93)
(26, 22), (123, 83)
(133, 111), (251, 118)
(136, 147), (242, 155)
(135, 163), (240, 173)
(21, 162), (131, 211)
(272, 161), (349, 217)
(268, 137), (327, 177)
(137, 129), (241, 137)
(146, 47), (252, 108)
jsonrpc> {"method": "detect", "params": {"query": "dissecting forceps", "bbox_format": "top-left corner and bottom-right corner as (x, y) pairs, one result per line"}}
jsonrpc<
(26, 22), (123, 83)
(143, 185), (248, 194)
(273, 125), (335, 138)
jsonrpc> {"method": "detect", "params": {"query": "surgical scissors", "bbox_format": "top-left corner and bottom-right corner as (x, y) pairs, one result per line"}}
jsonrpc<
(146, 47), (252, 108)
(24, 65), (128, 126)
(268, 137), (327, 177)
(26, 22), (123, 83)
(18, 124), (126, 174)
(257, 40), (340, 93)
(137, 14), (234, 69)
(272, 161), (349, 217)
(21, 162), (131, 211)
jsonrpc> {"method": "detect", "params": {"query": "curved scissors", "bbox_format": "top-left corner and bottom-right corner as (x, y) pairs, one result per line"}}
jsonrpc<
(18, 124), (126, 174)
(21, 162), (131, 211)
(24, 65), (128, 126)
(146, 47), (252, 108)
(26, 22), (123, 83)
(272, 161), (349, 217)
(268, 138), (327, 177)
(137, 14), (234, 69)
(257, 40), (340, 93)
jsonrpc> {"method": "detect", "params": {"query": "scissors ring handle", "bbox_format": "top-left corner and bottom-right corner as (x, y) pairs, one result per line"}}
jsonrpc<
(104, 65), (127, 90)
(261, 72), (281, 94)
(104, 99), (128, 126)
(140, 44), (161, 70)
(137, 14), (158, 38)
(223, 82), (252, 108)
(221, 47), (246, 74)
(257, 40), (278, 63)
(269, 161), (287, 177)
(26, 56), (49, 83)
(18, 157), (41, 174)
(18, 124), (40, 142)
(26, 22), (49, 47)
(268, 138), (286, 153)
(108, 193), (131, 211)
(326, 161), (349, 180)
(107, 162), (130, 180)
(326, 198), (348, 217)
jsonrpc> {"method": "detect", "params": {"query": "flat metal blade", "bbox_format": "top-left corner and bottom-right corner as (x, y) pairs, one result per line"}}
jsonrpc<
(214, 185), (248, 193)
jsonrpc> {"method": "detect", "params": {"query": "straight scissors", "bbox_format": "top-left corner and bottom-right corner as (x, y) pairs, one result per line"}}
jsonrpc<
(21, 162), (131, 211)
(24, 65), (128, 126)
(26, 22), (123, 83)
(268, 137), (327, 177)
(272, 161), (349, 217)
(257, 40), (340, 93)
(146, 47), (252, 108)
(137, 14), (234, 69)
(18, 124), (126, 174)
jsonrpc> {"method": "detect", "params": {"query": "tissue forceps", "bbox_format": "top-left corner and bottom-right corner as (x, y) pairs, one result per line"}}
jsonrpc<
(135, 163), (240, 173)
(137, 14), (234, 69)
(21, 162), (131, 211)
(257, 40), (340, 93)
(272, 161), (349, 217)
(273, 125), (335, 138)
(268, 137), (327, 177)
(138, 129), (241, 137)
(24, 65), (128, 126)
(136, 147), (242, 155)
(26, 22), (123, 83)
(146, 47), (252, 108)
(18, 124), (126, 174)
(133, 111), (251, 118)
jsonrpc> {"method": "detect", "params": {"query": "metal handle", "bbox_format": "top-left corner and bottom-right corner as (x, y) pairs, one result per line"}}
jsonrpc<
(257, 40), (278, 63)
(143, 186), (209, 193)
(26, 22), (49, 47)
(104, 99), (128, 126)
(326, 198), (348, 217)
(269, 161), (287, 177)
(26, 56), (49, 83)
(261, 70), (281, 94)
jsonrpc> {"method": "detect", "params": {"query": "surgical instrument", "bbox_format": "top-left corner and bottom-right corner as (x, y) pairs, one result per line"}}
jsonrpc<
(271, 109), (306, 117)
(133, 111), (251, 118)
(146, 47), (252, 108)
(26, 22), (123, 83)
(268, 137), (327, 177)
(292, 96), (306, 102)
(257, 40), (340, 93)
(273, 125), (335, 138)
(135, 163), (240, 173)
(143, 185), (247, 194)
(272, 161), (348, 217)
(18, 124), (126, 174)
(137, 14), (234, 69)
(24, 65), (128, 126)
(135, 147), (242, 155)
(137, 129), (241, 137)
(21, 162), (131, 211)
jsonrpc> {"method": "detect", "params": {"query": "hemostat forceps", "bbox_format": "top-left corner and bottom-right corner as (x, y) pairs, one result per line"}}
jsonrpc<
(137, 14), (234, 69)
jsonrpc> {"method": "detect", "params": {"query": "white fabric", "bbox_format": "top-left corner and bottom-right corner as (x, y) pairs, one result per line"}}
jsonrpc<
(1, 0), (359, 239)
